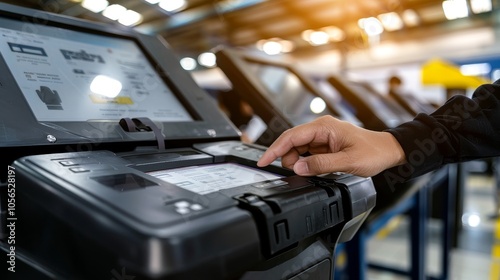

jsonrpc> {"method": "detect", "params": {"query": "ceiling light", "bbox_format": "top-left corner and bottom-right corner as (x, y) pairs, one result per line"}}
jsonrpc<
(118, 10), (143, 26)
(81, 0), (109, 13)
(256, 39), (266, 51)
(180, 57), (197, 71)
(262, 41), (282, 55)
(402, 9), (420, 26)
(159, 0), (187, 12)
(378, 12), (404, 31)
(309, 31), (329, 46)
(442, 0), (469, 20)
(470, 0), (492, 14)
(279, 40), (295, 53)
(144, 0), (161, 4)
(301, 30), (313, 42)
(102, 4), (126, 21)
(321, 26), (346, 42)
(198, 52), (216, 68)
(359, 17), (384, 36)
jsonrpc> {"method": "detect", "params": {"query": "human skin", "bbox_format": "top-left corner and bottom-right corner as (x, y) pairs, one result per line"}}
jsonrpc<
(257, 115), (407, 177)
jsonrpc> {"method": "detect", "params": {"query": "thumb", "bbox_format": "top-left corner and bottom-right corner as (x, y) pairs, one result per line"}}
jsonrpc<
(293, 153), (351, 176)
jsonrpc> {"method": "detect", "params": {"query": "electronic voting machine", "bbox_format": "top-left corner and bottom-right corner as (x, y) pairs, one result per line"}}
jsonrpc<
(0, 3), (376, 280)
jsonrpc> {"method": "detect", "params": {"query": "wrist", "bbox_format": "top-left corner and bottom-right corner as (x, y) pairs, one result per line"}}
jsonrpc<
(382, 132), (407, 167)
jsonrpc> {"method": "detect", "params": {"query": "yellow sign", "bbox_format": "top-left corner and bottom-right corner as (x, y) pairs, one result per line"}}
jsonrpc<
(421, 59), (490, 89)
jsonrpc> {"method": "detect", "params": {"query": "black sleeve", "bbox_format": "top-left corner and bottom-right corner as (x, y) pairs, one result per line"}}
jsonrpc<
(383, 79), (500, 181)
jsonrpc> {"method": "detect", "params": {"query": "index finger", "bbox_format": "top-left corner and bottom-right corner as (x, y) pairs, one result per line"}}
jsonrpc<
(256, 123), (323, 167)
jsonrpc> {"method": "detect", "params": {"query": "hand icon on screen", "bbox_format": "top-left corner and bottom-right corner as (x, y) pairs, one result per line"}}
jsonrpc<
(36, 86), (63, 110)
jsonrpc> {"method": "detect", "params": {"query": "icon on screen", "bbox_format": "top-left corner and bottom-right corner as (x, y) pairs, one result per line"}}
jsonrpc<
(36, 86), (63, 110)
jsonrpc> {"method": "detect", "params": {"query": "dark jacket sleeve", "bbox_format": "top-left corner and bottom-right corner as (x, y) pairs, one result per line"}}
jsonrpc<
(383, 79), (500, 181)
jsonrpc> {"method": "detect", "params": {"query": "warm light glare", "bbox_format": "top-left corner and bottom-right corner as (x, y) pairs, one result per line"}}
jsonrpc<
(309, 31), (329, 46)
(322, 26), (345, 42)
(256, 39), (266, 51)
(470, 0), (492, 14)
(310, 97), (326, 114)
(118, 10), (143, 26)
(198, 52), (216, 68)
(180, 57), (197, 71)
(159, 0), (187, 12)
(102, 4), (126, 20)
(378, 12), (404, 31)
(280, 40), (295, 53)
(442, 0), (469, 20)
(402, 9), (420, 26)
(360, 17), (384, 36)
(262, 41), (282, 55)
(301, 30), (313, 42)
(81, 0), (109, 13)
(90, 75), (122, 98)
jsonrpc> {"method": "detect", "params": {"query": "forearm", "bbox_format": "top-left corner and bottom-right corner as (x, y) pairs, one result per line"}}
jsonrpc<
(384, 80), (500, 181)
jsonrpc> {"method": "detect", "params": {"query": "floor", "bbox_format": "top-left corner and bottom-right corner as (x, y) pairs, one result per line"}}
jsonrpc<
(338, 161), (499, 279)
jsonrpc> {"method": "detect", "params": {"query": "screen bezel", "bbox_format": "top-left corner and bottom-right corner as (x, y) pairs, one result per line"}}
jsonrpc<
(0, 3), (240, 149)
(327, 75), (414, 130)
(216, 48), (354, 146)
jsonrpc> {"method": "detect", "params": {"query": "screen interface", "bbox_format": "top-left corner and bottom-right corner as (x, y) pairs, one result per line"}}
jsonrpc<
(0, 17), (193, 122)
(342, 82), (409, 126)
(148, 163), (283, 195)
(245, 61), (334, 125)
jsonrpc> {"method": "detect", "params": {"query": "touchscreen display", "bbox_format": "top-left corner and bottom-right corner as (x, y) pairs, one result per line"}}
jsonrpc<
(0, 17), (193, 122)
(246, 62), (335, 125)
(148, 163), (283, 195)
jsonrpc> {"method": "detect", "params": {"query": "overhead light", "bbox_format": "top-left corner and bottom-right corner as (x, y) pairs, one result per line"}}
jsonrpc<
(257, 39), (294, 55)
(81, 0), (109, 13)
(309, 31), (329, 46)
(442, 0), (469, 20)
(359, 17), (384, 36)
(102, 4), (126, 21)
(402, 9), (420, 27)
(144, 0), (161, 4)
(303, 28), (345, 44)
(279, 40), (295, 53)
(262, 41), (282, 55)
(159, 0), (187, 12)
(378, 12), (404, 31)
(198, 52), (216, 68)
(321, 26), (345, 42)
(301, 30), (313, 42)
(470, 0), (492, 14)
(256, 39), (266, 51)
(118, 10), (143, 26)
(180, 57), (197, 71)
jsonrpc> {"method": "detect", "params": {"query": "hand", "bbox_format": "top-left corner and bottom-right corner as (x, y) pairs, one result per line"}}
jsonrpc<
(257, 115), (406, 177)
(36, 86), (63, 110)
